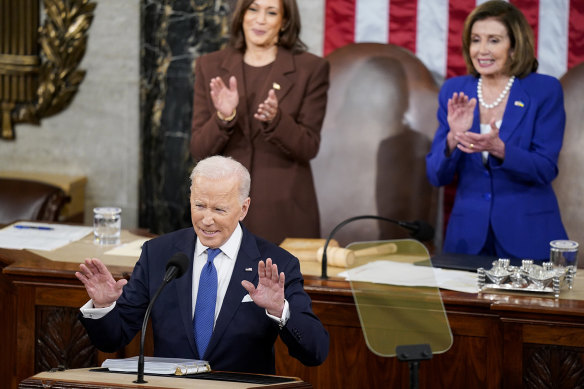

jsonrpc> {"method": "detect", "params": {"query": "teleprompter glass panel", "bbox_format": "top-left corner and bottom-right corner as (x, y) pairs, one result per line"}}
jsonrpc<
(345, 239), (452, 357)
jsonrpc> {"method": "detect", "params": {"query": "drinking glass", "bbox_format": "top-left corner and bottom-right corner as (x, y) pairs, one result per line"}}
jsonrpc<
(93, 207), (122, 244)
(550, 240), (579, 270)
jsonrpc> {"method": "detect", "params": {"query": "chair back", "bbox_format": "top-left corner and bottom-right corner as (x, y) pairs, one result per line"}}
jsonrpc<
(0, 178), (69, 224)
(312, 43), (439, 246)
(555, 62), (584, 252)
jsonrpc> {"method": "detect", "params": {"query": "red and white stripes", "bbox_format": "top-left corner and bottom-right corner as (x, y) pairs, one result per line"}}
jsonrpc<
(322, 0), (584, 80)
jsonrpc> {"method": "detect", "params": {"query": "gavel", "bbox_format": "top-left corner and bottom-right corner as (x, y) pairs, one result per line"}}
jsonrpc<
(316, 242), (398, 267)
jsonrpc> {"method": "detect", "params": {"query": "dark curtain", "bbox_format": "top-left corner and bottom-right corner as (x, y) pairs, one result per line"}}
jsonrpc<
(139, 0), (235, 234)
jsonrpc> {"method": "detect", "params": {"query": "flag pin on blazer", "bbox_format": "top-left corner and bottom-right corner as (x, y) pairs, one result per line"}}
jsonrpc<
(272, 82), (280, 90)
(514, 101), (525, 107)
(245, 267), (253, 272)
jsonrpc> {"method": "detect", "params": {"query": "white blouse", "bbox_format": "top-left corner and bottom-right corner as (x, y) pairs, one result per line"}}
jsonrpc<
(480, 119), (502, 163)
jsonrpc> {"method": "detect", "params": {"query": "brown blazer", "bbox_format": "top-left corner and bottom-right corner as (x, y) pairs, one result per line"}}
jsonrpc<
(191, 47), (330, 244)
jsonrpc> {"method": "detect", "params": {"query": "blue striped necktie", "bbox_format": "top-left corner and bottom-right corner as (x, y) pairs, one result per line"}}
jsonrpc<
(194, 248), (221, 358)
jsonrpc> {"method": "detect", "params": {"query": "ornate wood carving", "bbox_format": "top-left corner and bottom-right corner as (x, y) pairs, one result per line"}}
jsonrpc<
(524, 344), (584, 388)
(35, 306), (97, 373)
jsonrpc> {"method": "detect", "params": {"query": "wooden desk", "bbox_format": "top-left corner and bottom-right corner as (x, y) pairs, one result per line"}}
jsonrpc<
(18, 368), (311, 388)
(0, 229), (150, 389)
(3, 246), (584, 389)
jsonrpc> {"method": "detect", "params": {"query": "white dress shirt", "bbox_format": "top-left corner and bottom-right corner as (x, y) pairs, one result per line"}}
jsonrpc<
(192, 224), (242, 324)
(81, 224), (289, 327)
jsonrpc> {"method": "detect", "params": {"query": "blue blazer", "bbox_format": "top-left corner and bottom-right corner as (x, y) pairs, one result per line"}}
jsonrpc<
(426, 73), (567, 259)
(80, 225), (329, 374)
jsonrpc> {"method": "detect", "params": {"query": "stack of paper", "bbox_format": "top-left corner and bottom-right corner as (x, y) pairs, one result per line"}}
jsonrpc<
(0, 222), (93, 251)
(102, 356), (211, 375)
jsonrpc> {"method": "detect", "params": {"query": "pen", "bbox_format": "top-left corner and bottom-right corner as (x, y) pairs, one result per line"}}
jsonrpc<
(14, 225), (54, 231)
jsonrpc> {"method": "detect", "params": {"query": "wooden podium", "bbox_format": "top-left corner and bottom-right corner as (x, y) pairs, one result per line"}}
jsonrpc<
(4, 231), (584, 388)
(18, 368), (311, 388)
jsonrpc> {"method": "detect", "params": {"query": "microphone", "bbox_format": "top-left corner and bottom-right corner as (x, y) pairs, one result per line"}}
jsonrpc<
(320, 215), (434, 279)
(394, 220), (435, 242)
(163, 252), (190, 282)
(135, 252), (189, 384)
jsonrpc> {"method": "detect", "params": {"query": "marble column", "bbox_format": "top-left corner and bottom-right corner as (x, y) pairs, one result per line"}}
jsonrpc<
(140, 0), (235, 234)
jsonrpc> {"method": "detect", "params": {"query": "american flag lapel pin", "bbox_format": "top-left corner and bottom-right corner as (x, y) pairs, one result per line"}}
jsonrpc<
(514, 101), (524, 107)
(245, 267), (253, 272)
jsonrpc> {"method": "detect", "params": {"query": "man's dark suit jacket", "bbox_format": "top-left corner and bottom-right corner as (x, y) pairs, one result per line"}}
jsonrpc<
(80, 225), (329, 374)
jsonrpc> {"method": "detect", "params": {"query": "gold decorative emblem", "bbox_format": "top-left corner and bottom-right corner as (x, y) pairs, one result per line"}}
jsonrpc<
(0, 0), (97, 139)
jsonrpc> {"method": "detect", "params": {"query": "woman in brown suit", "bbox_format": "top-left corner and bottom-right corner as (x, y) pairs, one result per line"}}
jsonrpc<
(190, 0), (329, 244)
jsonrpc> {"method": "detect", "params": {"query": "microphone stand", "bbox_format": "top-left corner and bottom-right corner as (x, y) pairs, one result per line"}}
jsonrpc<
(321, 215), (431, 279)
(396, 344), (433, 389)
(134, 281), (168, 384)
(133, 256), (186, 384)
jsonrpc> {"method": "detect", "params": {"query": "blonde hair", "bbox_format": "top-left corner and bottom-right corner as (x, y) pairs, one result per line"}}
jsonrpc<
(462, 0), (538, 78)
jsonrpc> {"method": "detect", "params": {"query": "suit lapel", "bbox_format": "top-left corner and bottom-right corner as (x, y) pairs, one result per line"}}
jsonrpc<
(248, 48), (295, 140)
(470, 80), (482, 164)
(499, 79), (529, 144)
(264, 48), (295, 104)
(205, 225), (260, 358)
(468, 77), (528, 165)
(172, 229), (198, 357)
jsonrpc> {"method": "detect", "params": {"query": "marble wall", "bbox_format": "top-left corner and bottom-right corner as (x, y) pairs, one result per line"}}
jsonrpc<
(139, 0), (234, 234)
(0, 0), (324, 232)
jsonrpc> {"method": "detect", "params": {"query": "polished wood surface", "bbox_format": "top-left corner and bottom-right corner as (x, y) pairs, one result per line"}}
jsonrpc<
(3, 247), (584, 388)
(18, 368), (311, 389)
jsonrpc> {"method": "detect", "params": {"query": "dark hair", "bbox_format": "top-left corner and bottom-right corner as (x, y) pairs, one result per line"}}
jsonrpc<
(229, 0), (307, 53)
(462, 0), (537, 78)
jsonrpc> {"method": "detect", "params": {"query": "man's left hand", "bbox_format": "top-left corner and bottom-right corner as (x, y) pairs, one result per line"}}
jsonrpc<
(241, 258), (285, 317)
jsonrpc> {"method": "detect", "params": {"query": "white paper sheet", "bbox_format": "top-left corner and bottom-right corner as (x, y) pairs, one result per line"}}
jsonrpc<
(0, 222), (93, 251)
(339, 260), (478, 293)
(104, 238), (150, 257)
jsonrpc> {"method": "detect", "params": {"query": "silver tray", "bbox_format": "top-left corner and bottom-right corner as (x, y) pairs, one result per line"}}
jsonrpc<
(477, 258), (576, 298)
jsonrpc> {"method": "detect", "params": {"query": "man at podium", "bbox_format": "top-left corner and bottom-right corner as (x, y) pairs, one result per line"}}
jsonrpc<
(75, 155), (329, 374)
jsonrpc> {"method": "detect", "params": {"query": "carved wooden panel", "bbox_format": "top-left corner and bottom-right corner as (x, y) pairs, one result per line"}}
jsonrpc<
(0, 268), (16, 388)
(35, 306), (96, 373)
(275, 300), (498, 389)
(524, 344), (584, 388)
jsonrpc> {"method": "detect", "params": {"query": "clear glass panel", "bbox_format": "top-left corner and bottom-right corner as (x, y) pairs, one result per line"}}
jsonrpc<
(345, 239), (453, 357)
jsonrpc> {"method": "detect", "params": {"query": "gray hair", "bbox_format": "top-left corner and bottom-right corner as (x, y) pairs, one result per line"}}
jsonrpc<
(190, 156), (251, 203)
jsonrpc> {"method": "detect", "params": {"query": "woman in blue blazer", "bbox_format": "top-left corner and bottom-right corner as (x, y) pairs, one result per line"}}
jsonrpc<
(426, 0), (567, 260)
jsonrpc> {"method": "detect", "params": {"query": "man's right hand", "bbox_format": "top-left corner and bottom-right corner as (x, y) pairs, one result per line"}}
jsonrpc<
(75, 257), (127, 308)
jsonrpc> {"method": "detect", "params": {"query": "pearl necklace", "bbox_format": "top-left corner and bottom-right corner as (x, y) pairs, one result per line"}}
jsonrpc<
(477, 75), (515, 109)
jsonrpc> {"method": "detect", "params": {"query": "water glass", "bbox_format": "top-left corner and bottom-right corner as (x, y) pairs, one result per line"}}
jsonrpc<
(93, 207), (122, 245)
(550, 240), (579, 270)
